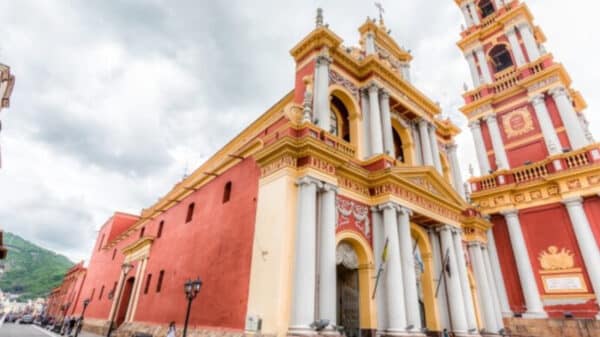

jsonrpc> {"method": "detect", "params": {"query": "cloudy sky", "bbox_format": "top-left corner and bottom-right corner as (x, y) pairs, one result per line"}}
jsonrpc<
(0, 0), (598, 263)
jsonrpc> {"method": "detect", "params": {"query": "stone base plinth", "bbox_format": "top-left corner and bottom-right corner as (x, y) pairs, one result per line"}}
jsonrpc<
(82, 318), (111, 336)
(83, 320), (246, 337)
(504, 317), (600, 337)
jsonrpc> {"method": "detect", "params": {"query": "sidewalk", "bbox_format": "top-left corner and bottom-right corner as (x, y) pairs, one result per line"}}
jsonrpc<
(32, 325), (104, 337)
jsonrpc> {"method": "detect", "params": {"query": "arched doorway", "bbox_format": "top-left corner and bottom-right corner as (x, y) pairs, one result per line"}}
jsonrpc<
(411, 224), (440, 331)
(335, 232), (376, 337)
(115, 277), (135, 327)
(337, 242), (360, 337)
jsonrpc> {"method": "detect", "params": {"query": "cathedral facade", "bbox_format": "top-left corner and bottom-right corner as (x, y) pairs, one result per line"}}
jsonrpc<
(46, 2), (599, 337)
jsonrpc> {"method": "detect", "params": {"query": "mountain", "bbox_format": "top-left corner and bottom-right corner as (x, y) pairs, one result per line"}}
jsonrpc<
(0, 232), (74, 300)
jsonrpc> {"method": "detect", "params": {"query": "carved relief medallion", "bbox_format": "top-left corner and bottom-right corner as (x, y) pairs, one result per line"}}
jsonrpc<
(502, 108), (534, 139)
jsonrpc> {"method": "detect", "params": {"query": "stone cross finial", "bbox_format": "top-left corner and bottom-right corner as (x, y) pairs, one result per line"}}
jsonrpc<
(316, 8), (324, 27)
(375, 2), (385, 24)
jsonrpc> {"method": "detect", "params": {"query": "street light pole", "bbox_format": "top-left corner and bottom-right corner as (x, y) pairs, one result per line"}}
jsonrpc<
(106, 262), (133, 337)
(74, 298), (90, 337)
(182, 278), (203, 337)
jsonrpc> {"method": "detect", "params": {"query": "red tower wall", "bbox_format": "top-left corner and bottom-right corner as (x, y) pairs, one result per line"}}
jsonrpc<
(583, 196), (600, 248)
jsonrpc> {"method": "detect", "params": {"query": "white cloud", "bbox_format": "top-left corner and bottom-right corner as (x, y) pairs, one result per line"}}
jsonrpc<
(0, 0), (598, 261)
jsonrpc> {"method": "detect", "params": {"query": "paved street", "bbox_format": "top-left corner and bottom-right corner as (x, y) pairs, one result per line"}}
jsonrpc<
(0, 324), (101, 337)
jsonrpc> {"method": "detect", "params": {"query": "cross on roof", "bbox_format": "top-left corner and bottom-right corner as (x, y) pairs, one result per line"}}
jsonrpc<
(375, 2), (385, 23)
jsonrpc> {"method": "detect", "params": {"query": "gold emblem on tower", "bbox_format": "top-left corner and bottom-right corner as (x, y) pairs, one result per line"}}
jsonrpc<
(538, 246), (575, 271)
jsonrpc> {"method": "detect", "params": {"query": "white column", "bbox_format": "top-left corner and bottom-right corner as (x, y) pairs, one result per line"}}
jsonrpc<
(447, 143), (466, 199)
(486, 229), (512, 317)
(318, 183), (337, 328)
(465, 52), (481, 87)
(461, 4), (474, 27)
(372, 208), (388, 332)
(563, 197), (600, 308)
(365, 32), (376, 55)
(494, 0), (504, 9)
(380, 203), (408, 334)
(530, 94), (562, 155)
(125, 260), (144, 322)
(501, 209), (547, 318)
(438, 225), (468, 334)
(467, 2), (481, 25)
(411, 122), (423, 165)
(380, 90), (395, 156)
(315, 51), (332, 132)
(469, 242), (498, 333)
(482, 245), (505, 329)
(290, 177), (321, 334)
(397, 208), (421, 331)
(484, 114), (510, 170)
(429, 229), (450, 330)
(418, 119), (434, 166)
(550, 86), (589, 150)
(517, 22), (541, 61)
(469, 120), (491, 174)
(505, 26), (527, 67)
(475, 46), (493, 84)
(368, 84), (384, 155)
(429, 125), (443, 174)
(361, 89), (372, 159)
(451, 229), (478, 332)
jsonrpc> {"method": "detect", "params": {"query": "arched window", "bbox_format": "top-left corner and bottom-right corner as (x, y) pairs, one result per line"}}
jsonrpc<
(392, 129), (405, 162)
(478, 0), (495, 18)
(330, 95), (351, 142)
(157, 220), (164, 238)
(489, 44), (514, 72)
(223, 181), (232, 203)
(185, 203), (195, 223)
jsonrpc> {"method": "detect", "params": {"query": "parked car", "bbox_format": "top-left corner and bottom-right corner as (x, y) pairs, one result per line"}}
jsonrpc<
(5, 313), (19, 323)
(19, 314), (34, 324)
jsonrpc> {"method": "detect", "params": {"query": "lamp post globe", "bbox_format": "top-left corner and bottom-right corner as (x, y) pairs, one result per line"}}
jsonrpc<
(182, 277), (203, 337)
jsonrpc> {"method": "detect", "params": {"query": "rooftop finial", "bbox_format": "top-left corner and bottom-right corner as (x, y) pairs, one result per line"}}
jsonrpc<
(316, 8), (324, 27)
(375, 2), (385, 25)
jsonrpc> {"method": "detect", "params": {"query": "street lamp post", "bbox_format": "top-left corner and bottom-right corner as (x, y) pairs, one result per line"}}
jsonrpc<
(182, 278), (203, 337)
(74, 298), (91, 337)
(106, 262), (134, 337)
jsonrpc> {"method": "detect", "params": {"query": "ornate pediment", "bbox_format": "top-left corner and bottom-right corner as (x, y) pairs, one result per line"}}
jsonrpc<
(392, 166), (468, 209)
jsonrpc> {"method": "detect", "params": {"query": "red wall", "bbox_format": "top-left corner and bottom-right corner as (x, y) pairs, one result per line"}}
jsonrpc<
(519, 204), (598, 317)
(583, 196), (600, 249)
(134, 157), (259, 329)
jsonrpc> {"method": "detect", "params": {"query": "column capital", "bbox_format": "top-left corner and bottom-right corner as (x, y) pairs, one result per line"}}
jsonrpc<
(516, 21), (532, 32)
(500, 208), (519, 218)
(483, 114), (498, 125)
(451, 227), (464, 235)
(296, 176), (323, 188)
(367, 82), (380, 93)
(467, 241), (482, 248)
(473, 44), (485, 54)
(380, 89), (390, 100)
(315, 48), (332, 66)
(504, 25), (517, 35)
(549, 86), (568, 99)
(562, 196), (583, 207)
(321, 182), (338, 193)
(436, 224), (456, 233)
(397, 206), (413, 216)
(468, 119), (481, 129)
(529, 93), (546, 106)
(446, 141), (458, 153)
(378, 201), (400, 212)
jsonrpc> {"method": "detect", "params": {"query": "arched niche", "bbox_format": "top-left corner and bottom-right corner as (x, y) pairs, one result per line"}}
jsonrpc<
(329, 85), (363, 157)
(336, 230), (377, 332)
(410, 223), (440, 331)
(488, 43), (515, 73)
(391, 117), (415, 165)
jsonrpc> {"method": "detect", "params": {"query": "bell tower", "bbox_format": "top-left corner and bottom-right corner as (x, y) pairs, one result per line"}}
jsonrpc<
(454, 0), (600, 331)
